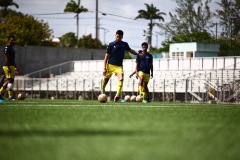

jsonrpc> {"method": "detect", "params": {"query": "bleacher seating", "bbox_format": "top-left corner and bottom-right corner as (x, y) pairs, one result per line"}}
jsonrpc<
(15, 57), (240, 102)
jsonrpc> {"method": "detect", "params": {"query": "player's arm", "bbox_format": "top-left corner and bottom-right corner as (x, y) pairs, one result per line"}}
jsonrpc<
(150, 63), (153, 79)
(15, 67), (19, 74)
(129, 71), (136, 78)
(129, 49), (144, 58)
(103, 53), (109, 76)
(135, 62), (140, 79)
(150, 56), (153, 79)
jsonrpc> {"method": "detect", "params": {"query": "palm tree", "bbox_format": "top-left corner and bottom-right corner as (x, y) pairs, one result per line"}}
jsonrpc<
(135, 3), (166, 48)
(0, 0), (19, 20)
(64, 0), (88, 40)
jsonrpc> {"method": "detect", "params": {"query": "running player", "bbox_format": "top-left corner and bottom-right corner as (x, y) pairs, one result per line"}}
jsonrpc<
(101, 30), (140, 102)
(0, 36), (19, 100)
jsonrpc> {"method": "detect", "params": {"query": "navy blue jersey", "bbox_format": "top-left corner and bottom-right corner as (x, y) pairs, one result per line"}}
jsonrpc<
(106, 41), (131, 66)
(136, 52), (153, 74)
(3, 45), (16, 66)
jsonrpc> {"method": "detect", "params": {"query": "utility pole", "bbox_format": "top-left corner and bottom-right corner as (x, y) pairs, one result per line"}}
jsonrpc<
(95, 0), (99, 40)
(101, 28), (109, 44)
(215, 23), (218, 43)
(229, 16), (237, 55)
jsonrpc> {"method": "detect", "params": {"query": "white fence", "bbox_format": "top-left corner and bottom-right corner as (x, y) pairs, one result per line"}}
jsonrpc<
(14, 56), (240, 102)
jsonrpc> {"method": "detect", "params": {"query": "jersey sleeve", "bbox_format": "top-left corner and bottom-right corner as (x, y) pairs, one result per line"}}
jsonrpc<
(124, 42), (131, 51)
(106, 43), (112, 54)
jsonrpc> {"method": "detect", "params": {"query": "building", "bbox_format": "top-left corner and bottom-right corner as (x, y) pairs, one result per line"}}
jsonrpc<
(169, 42), (220, 59)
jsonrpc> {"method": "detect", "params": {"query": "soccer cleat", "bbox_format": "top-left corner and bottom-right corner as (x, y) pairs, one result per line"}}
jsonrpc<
(114, 96), (120, 102)
(142, 99), (147, 103)
(9, 96), (16, 101)
(146, 97), (151, 103)
(0, 94), (4, 100)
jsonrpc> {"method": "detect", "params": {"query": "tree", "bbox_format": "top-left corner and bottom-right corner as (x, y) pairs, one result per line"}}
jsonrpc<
(77, 34), (103, 49)
(216, 0), (240, 38)
(216, 0), (240, 56)
(135, 3), (166, 48)
(0, 0), (18, 20)
(59, 32), (77, 47)
(163, 0), (214, 38)
(64, 0), (88, 40)
(0, 10), (53, 46)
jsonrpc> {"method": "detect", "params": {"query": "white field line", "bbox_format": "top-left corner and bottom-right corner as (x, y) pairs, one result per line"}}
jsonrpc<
(2, 103), (191, 108)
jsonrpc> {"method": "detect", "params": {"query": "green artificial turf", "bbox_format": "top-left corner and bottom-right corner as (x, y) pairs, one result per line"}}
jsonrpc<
(0, 99), (240, 160)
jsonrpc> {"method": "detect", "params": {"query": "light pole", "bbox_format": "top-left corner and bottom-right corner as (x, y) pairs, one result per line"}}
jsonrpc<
(95, 0), (99, 40)
(100, 27), (109, 44)
(152, 32), (160, 49)
(229, 16), (237, 55)
(155, 32), (160, 49)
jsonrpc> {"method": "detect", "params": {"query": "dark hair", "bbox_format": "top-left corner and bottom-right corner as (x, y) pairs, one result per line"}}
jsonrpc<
(141, 42), (148, 48)
(8, 35), (15, 40)
(116, 30), (124, 36)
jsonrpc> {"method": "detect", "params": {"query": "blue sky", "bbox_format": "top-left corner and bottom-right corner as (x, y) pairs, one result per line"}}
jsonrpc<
(11, 0), (219, 50)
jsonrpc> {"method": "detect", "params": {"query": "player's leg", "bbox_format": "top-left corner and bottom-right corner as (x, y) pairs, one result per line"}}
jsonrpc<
(7, 78), (15, 100)
(101, 78), (109, 94)
(138, 71), (144, 96)
(101, 64), (112, 94)
(7, 66), (16, 100)
(142, 82), (150, 103)
(0, 74), (5, 88)
(142, 73), (150, 103)
(145, 84), (151, 102)
(0, 66), (11, 100)
(0, 81), (7, 100)
(114, 66), (124, 102)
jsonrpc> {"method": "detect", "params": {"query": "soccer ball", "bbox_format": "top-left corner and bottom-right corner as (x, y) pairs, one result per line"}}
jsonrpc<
(124, 95), (131, 102)
(136, 95), (143, 102)
(17, 92), (25, 100)
(130, 95), (136, 102)
(98, 94), (108, 103)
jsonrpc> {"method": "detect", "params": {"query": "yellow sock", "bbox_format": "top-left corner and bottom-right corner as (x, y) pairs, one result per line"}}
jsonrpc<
(116, 81), (123, 96)
(0, 87), (4, 95)
(139, 86), (143, 95)
(142, 92), (146, 99)
(8, 90), (13, 97)
(101, 81), (106, 93)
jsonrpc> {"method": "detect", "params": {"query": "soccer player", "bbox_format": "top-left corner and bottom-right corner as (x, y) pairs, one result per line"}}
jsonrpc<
(0, 36), (19, 100)
(101, 30), (140, 102)
(135, 42), (153, 103)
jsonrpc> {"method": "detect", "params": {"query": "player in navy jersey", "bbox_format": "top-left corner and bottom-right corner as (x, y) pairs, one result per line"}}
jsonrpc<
(0, 36), (19, 100)
(135, 42), (153, 103)
(101, 30), (141, 102)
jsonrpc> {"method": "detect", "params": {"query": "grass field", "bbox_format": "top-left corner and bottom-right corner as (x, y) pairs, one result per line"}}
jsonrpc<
(0, 99), (240, 160)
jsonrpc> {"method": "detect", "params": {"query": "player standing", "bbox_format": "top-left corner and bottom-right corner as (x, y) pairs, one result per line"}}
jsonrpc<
(135, 42), (153, 103)
(0, 36), (19, 100)
(101, 30), (140, 102)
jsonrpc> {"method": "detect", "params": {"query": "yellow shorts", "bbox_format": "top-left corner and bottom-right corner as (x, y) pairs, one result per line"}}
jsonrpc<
(138, 71), (150, 82)
(105, 64), (123, 78)
(3, 66), (15, 78)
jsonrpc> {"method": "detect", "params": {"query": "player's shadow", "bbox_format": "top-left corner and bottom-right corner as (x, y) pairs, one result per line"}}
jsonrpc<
(0, 129), (153, 137)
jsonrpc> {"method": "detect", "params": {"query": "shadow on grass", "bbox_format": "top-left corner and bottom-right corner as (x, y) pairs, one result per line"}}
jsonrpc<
(0, 129), (154, 137)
